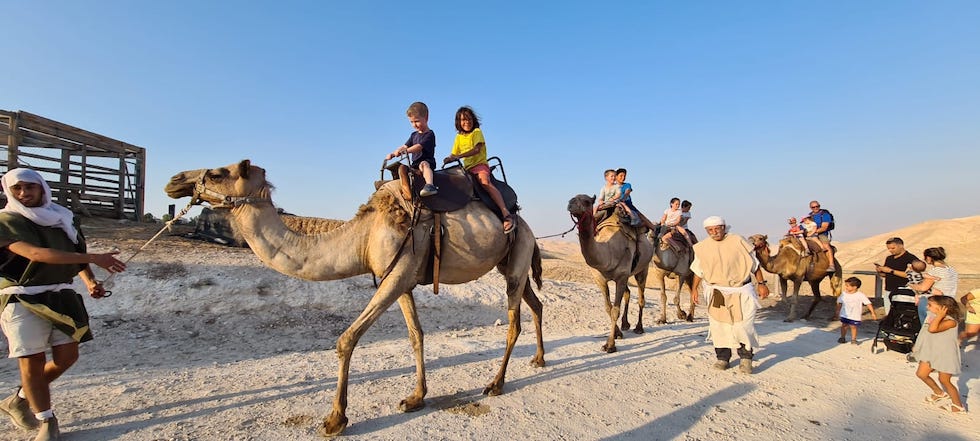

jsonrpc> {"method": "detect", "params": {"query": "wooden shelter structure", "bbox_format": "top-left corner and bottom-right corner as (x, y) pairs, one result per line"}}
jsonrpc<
(0, 110), (146, 220)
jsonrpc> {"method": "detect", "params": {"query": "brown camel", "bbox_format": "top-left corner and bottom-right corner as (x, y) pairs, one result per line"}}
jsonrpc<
(165, 160), (545, 437)
(650, 226), (696, 324)
(748, 234), (842, 322)
(567, 195), (653, 352)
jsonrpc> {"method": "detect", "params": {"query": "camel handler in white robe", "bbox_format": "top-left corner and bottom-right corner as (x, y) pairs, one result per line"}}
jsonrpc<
(690, 216), (770, 374)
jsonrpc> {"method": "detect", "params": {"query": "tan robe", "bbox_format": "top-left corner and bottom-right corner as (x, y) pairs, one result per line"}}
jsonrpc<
(691, 234), (761, 350)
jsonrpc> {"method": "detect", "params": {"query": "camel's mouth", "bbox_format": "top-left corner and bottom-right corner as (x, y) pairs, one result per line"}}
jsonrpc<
(164, 169), (205, 199)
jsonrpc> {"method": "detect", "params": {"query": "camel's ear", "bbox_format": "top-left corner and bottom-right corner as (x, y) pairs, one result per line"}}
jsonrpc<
(238, 159), (252, 179)
(589, 195), (596, 204)
(762, 235), (768, 241)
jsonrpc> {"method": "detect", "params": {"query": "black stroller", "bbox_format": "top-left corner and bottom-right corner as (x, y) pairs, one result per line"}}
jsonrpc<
(871, 288), (921, 354)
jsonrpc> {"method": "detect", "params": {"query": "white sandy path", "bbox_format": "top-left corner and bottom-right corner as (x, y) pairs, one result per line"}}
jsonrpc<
(1, 242), (978, 441)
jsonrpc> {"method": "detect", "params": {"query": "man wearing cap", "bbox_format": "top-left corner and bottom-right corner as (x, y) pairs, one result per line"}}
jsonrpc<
(690, 216), (770, 374)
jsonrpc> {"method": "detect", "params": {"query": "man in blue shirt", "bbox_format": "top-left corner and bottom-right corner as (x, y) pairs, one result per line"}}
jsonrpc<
(807, 200), (836, 271)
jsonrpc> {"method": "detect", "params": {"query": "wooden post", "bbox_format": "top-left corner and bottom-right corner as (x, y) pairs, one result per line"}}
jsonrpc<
(874, 273), (883, 303)
(136, 150), (146, 221)
(117, 155), (126, 219)
(6, 112), (18, 167)
(58, 149), (71, 205)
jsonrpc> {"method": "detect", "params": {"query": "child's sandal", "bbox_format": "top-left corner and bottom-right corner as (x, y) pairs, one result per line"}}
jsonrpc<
(941, 403), (967, 414)
(502, 214), (515, 234)
(924, 392), (949, 403)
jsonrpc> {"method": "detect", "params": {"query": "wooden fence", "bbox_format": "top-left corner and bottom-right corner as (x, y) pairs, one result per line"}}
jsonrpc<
(0, 110), (146, 219)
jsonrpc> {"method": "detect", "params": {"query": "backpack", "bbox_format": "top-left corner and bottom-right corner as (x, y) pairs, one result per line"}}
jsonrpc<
(819, 209), (835, 231)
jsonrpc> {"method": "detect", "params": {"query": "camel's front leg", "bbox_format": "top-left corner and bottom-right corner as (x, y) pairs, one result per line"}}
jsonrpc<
(396, 292), (427, 412)
(521, 279), (546, 367)
(596, 278), (623, 340)
(631, 271), (648, 334)
(783, 279), (800, 322)
(484, 288), (524, 396)
(319, 278), (414, 437)
(603, 281), (626, 353)
(656, 276), (669, 325)
(683, 277), (696, 322)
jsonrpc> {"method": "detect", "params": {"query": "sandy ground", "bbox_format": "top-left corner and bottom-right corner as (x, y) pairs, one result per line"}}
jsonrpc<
(1, 219), (979, 441)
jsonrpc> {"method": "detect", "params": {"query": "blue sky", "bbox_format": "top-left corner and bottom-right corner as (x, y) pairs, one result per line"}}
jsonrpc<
(3, 1), (978, 242)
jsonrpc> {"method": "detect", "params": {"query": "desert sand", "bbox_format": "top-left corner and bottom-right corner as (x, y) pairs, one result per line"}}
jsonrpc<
(1, 216), (978, 441)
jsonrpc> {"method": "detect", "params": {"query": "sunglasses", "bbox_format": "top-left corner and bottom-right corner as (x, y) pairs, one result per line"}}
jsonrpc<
(810, 205), (820, 209)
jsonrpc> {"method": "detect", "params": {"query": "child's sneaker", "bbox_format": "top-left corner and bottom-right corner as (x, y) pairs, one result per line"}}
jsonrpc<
(419, 184), (439, 197)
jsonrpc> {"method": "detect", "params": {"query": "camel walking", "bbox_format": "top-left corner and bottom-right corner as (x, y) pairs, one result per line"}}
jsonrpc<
(567, 195), (653, 352)
(749, 234), (842, 322)
(165, 160), (545, 437)
(650, 226), (696, 324)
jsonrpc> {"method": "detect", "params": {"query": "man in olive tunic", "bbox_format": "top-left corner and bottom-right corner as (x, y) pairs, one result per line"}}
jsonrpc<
(0, 168), (126, 441)
(691, 216), (770, 374)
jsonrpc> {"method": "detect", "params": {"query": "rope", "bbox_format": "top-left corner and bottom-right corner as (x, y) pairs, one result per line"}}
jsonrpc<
(100, 199), (196, 293)
(534, 213), (583, 240)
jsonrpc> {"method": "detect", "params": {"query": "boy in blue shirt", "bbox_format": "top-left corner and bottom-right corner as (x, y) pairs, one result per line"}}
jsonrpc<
(386, 102), (438, 196)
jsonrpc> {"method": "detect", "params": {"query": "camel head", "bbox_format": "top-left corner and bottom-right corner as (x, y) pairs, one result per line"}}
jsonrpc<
(747, 234), (769, 251)
(165, 159), (272, 207)
(566, 194), (596, 219)
(776, 236), (798, 250)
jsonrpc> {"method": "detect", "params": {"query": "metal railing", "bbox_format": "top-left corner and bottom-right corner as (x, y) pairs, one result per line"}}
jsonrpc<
(846, 270), (979, 303)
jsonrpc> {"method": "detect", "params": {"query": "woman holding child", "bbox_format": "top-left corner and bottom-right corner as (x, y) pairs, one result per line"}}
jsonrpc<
(909, 247), (959, 300)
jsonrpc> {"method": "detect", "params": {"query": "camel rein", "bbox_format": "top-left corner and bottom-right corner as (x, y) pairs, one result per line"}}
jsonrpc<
(101, 170), (272, 295)
(534, 213), (586, 240)
(99, 198), (196, 297)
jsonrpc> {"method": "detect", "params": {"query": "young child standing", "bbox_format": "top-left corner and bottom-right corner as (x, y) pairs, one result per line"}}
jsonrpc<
(386, 101), (438, 197)
(593, 169), (620, 215)
(443, 106), (513, 233)
(834, 277), (877, 344)
(912, 295), (966, 414)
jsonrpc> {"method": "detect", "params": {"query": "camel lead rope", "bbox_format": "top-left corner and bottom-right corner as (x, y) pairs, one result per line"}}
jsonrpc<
(99, 200), (196, 297)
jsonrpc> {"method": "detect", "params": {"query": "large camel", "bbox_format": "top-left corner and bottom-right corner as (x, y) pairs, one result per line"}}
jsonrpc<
(165, 160), (545, 437)
(567, 195), (653, 352)
(748, 234), (842, 322)
(650, 226), (696, 324)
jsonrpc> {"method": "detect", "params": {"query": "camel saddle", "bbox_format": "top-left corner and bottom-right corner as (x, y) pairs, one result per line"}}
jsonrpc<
(379, 163), (519, 215)
(377, 164), (520, 295)
(653, 226), (694, 255)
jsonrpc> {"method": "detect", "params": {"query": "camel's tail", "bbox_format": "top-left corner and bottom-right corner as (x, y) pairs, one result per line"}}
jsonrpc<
(530, 242), (543, 290)
(830, 261), (843, 295)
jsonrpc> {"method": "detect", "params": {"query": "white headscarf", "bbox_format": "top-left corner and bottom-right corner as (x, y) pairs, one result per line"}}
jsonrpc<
(1, 168), (79, 243)
(702, 216), (726, 228)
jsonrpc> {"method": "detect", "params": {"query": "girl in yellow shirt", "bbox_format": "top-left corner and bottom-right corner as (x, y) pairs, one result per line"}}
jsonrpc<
(443, 106), (513, 233)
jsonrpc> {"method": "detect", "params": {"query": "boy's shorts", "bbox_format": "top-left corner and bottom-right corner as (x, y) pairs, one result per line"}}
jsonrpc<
(467, 163), (492, 176)
(840, 317), (861, 327)
(411, 157), (436, 170)
(1, 302), (75, 357)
